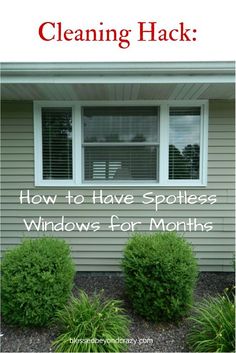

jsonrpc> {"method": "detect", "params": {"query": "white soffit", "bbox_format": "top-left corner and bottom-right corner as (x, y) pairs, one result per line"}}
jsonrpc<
(1, 83), (234, 100)
(1, 62), (235, 100)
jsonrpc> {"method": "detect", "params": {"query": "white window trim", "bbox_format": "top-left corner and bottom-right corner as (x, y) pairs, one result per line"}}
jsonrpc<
(34, 100), (208, 187)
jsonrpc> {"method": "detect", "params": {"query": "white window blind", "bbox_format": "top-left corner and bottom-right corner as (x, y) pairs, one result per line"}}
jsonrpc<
(83, 107), (159, 181)
(42, 107), (72, 180)
(169, 107), (201, 180)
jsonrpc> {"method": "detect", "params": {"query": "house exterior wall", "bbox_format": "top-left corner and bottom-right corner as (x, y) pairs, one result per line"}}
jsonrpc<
(1, 99), (235, 271)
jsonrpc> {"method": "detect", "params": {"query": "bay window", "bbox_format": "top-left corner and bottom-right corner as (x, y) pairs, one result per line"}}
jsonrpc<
(34, 101), (208, 186)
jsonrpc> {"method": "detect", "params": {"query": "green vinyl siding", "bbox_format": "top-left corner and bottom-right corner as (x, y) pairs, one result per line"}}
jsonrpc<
(1, 100), (235, 271)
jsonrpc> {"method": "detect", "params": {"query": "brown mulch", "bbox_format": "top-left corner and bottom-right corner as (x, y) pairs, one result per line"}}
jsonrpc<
(1, 272), (234, 353)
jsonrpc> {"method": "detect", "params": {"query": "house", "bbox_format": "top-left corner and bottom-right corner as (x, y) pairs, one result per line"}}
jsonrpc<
(1, 61), (235, 272)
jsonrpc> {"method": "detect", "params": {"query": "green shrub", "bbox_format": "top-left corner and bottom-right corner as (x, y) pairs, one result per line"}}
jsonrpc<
(122, 231), (198, 322)
(187, 293), (235, 352)
(52, 290), (130, 352)
(1, 236), (75, 326)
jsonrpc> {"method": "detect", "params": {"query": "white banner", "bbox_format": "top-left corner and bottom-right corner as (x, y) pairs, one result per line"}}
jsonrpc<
(0, 0), (235, 61)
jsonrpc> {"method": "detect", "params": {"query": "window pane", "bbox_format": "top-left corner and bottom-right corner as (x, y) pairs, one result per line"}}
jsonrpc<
(83, 107), (159, 143)
(169, 107), (201, 180)
(84, 146), (158, 181)
(42, 107), (72, 180)
(83, 106), (159, 182)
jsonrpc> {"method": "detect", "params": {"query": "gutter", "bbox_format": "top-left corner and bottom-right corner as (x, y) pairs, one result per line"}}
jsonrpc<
(1, 62), (235, 84)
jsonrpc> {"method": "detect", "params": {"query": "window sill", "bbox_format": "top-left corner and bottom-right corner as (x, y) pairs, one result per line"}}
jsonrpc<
(35, 180), (207, 188)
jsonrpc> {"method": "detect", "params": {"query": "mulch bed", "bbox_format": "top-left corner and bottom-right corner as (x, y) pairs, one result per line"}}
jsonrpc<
(1, 272), (234, 353)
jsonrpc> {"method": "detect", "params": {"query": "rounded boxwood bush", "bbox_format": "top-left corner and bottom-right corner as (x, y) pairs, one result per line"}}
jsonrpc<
(1, 236), (75, 326)
(122, 231), (198, 322)
(52, 290), (130, 352)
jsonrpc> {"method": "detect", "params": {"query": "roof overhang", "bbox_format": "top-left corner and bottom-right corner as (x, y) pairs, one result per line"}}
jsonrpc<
(1, 62), (235, 100)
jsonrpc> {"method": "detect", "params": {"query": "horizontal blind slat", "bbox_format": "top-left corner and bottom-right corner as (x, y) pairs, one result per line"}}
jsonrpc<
(84, 145), (158, 181)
